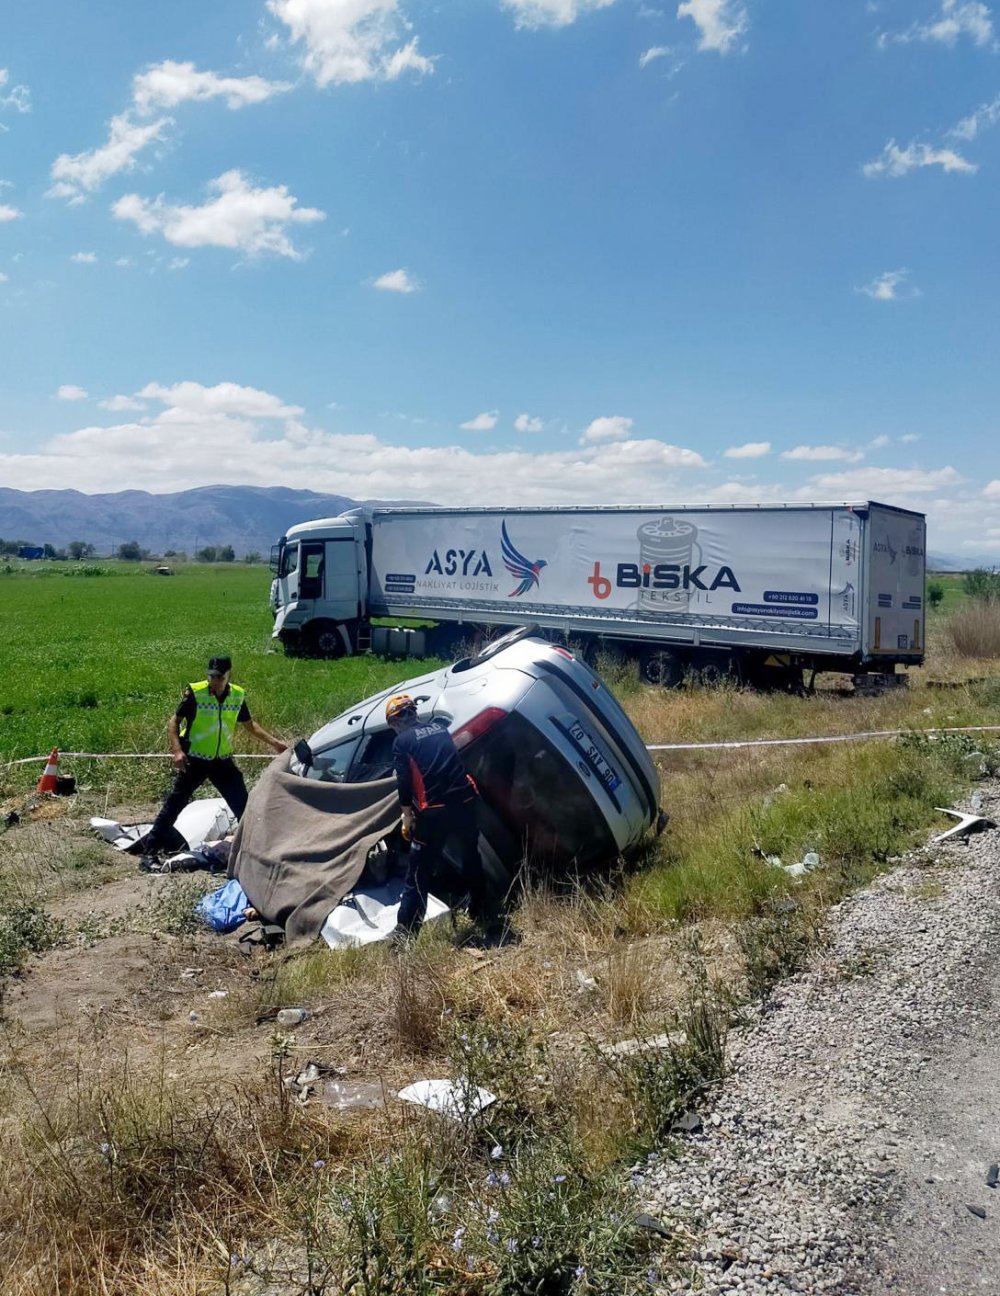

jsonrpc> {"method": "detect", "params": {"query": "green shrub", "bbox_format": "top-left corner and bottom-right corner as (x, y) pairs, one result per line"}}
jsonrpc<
(0, 904), (65, 979)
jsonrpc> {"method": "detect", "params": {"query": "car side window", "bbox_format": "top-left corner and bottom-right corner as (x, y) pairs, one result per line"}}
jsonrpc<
(350, 728), (398, 782)
(312, 735), (361, 782)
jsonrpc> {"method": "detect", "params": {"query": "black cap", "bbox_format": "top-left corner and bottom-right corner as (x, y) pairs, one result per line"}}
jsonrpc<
(207, 655), (232, 676)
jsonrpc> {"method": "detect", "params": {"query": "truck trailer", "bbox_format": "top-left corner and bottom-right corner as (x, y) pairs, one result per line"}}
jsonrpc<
(269, 501), (926, 689)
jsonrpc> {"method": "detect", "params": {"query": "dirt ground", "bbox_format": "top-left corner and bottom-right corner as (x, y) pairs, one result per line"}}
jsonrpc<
(0, 792), (730, 1134)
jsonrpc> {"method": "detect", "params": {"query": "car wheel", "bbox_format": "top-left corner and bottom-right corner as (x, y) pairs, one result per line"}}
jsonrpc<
(639, 648), (684, 688)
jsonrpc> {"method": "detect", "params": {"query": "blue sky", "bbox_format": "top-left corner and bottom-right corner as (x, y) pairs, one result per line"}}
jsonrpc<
(1, 0), (999, 557)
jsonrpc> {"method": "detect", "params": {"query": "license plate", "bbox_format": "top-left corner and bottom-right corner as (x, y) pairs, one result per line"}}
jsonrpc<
(568, 720), (622, 793)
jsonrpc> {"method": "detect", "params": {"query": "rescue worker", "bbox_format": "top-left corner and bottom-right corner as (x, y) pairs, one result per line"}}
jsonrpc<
(141, 655), (287, 871)
(385, 693), (511, 945)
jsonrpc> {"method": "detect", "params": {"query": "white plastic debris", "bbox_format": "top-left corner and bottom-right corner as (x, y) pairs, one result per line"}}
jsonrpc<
(321, 881), (449, 949)
(766, 850), (821, 880)
(932, 808), (998, 844)
(397, 1079), (497, 1120)
(600, 1031), (686, 1058)
(575, 969), (598, 993)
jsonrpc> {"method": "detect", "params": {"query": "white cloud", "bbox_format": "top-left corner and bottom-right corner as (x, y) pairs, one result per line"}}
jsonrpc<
(136, 381), (304, 419)
(807, 466), (961, 495)
(0, 68), (30, 115)
(373, 267), (418, 293)
(49, 113), (172, 204)
(113, 170), (325, 259)
(857, 268), (921, 300)
(951, 93), (1000, 141)
(677, 0), (748, 52)
(267, 0), (435, 86)
(132, 60), (292, 114)
(0, 382), (710, 500)
(639, 45), (670, 66)
(515, 413), (545, 433)
(862, 139), (977, 178)
(98, 394), (147, 412)
(878, 0), (994, 47)
(581, 414), (634, 444)
(0, 272), (7, 283)
(984, 479), (1000, 498)
(382, 38), (436, 78)
(460, 410), (499, 432)
(56, 385), (89, 401)
(781, 444), (864, 463)
(71, 251), (98, 264)
(899, 433), (921, 444)
(168, 256), (191, 270)
(869, 434), (891, 449)
(0, 202), (22, 221)
(724, 441), (771, 459)
(503, 0), (615, 28)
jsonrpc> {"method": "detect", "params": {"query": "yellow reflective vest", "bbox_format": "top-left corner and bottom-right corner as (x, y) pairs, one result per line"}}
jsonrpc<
(184, 680), (246, 759)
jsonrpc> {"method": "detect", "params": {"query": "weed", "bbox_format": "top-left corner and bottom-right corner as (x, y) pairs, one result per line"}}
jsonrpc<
(737, 898), (822, 1000)
(0, 904), (65, 979)
(136, 876), (218, 936)
(947, 600), (1000, 657)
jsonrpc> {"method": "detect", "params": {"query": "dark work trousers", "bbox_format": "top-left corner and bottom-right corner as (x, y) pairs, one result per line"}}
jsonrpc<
(146, 757), (248, 852)
(398, 797), (492, 934)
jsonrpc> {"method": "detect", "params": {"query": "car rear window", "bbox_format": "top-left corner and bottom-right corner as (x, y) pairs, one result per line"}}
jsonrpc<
(463, 712), (617, 868)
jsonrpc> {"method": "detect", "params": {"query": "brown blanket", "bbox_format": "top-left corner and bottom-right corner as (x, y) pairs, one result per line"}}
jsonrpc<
(230, 750), (400, 946)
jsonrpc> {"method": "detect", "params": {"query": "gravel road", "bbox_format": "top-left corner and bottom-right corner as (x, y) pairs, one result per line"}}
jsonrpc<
(640, 784), (1000, 1295)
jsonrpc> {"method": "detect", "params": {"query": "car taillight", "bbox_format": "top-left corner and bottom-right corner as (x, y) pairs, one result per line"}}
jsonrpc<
(550, 647), (574, 661)
(452, 707), (508, 750)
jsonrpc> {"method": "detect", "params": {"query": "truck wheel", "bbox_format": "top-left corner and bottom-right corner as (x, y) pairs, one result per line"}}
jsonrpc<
(639, 649), (684, 688)
(307, 621), (345, 659)
(695, 655), (732, 687)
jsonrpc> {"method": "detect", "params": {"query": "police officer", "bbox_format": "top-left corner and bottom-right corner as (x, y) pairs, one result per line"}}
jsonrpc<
(141, 655), (286, 871)
(385, 693), (510, 944)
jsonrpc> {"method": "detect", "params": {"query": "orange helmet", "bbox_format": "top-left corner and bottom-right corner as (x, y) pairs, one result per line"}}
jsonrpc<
(385, 693), (416, 721)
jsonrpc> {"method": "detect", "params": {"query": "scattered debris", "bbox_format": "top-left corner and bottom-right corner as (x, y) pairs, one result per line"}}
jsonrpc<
(633, 1212), (672, 1239)
(321, 881), (449, 949)
(397, 1079), (497, 1120)
(179, 967), (203, 979)
(987, 1164), (998, 1188)
(324, 1079), (389, 1112)
(671, 1110), (703, 1134)
(207, 990), (228, 999)
(756, 845), (822, 879)
(931, 809), (998, 845)
(967, 1204), (987, 1220)
(600, 1031), (686, 1058)
(574, 969), (598, 993)
(276, 1008), (307, 1027)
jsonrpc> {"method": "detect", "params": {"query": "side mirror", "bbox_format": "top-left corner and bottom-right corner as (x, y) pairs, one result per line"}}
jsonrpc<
(293, 738), (314, 769)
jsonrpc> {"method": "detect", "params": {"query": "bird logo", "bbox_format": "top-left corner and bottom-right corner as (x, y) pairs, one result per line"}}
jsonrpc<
(501, 521), (547, 598)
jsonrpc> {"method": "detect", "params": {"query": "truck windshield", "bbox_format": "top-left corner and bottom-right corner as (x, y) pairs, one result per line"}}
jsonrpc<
(279, 543), (299, 578)
(462, 712), (616, 868)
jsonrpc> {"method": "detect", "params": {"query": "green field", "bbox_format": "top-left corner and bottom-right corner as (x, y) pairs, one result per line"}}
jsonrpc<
(0, 560), (443, 772)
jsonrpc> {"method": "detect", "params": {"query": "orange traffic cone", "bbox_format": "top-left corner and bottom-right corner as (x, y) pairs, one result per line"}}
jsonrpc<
(37, 748), (60, 795)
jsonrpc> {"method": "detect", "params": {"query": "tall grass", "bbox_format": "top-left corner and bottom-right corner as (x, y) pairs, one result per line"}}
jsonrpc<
(947, 601), (1000, 658)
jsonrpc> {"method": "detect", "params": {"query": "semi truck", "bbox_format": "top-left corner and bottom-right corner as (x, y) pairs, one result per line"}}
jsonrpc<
(269, 501), (926, 689)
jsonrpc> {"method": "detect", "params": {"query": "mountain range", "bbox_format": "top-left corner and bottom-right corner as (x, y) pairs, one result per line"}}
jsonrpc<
(0, 485), (400, 558)
(0, 485), (988, 571)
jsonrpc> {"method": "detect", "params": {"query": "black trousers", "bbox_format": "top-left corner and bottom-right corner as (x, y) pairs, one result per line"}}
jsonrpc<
(146, 757), (248, 852)
(397, 797), (496, 933)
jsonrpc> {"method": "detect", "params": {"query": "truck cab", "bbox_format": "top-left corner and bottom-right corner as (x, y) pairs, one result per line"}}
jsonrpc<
(270, 515), (366, 657)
